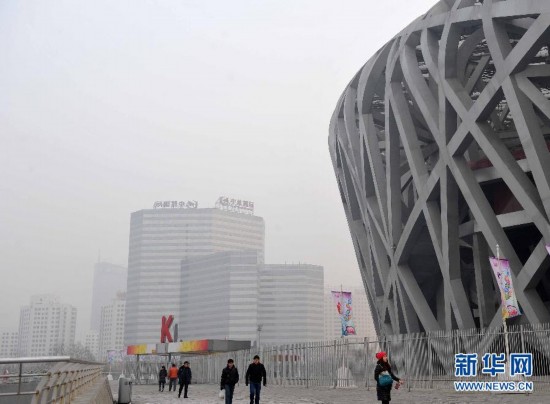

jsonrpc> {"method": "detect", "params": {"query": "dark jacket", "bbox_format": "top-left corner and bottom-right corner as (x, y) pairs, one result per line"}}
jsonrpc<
(245, 363), (267, 385)
(178, 366), (192, 384)
(159, 368), (167, 382)
(374, 360), (400, 401)
(220, 365), (239, 388)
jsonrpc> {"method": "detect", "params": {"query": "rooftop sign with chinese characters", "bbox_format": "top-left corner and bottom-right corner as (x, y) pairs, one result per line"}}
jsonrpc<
(215, 196), (254, 215)
(153, 200), (198, 209)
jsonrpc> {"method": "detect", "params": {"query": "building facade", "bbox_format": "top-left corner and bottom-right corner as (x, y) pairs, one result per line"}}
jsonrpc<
(125, 207), (265, 345)
(17, 295), (77, 357)
(180, 252), (324, 346)
(84, 330), (99, 361)
(180, 250), (260, 341)
(0, 332), (18, 358)
(90, 262), (127, 331)
(99, 292), (126, 361)
(329, 0), (550, 336)
(259, 264), (324, 346)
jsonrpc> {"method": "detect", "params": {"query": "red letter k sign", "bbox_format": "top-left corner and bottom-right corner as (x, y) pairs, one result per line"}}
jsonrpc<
(161, 315), (174, 343)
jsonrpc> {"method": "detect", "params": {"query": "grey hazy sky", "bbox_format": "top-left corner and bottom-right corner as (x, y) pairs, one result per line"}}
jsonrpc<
(0, 0), (437, 339)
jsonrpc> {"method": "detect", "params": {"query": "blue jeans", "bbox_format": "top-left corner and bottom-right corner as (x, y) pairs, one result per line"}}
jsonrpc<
(249, 382), (261, 403)
(224, 384), (235, 404)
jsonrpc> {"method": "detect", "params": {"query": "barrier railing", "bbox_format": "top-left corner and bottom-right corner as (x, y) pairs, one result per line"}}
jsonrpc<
(121, 322), (550, 391)
(0, 356), (106, 403)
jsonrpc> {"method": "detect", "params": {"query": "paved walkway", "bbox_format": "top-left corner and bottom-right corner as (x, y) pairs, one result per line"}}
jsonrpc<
(110, 382), (550, 403)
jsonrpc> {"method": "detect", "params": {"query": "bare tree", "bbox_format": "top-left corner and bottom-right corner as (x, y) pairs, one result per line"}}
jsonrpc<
(52, 342), (97, 362)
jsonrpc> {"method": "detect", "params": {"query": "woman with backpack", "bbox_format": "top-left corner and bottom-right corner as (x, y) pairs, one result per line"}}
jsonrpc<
(374, 352), (404, 404)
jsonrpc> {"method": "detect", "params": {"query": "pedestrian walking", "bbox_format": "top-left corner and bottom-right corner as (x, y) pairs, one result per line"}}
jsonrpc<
(374, 352), (404, 404)
(220, 358), (239, 404)
(158, 366), (167, 392)
(245, 355), (266, 404)
(168, 363), (178, 392)
(178, 361), (192, 398)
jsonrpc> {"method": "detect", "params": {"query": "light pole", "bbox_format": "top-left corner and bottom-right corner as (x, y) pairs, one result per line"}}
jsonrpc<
(257, 324), (263, 349)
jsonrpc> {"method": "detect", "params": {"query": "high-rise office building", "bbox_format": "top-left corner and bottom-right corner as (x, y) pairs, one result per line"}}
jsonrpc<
(125, 207), (264, 345)
(0, 332), (18, 358)
(98, 292), (126, 361)
(180, 250), (260, 341)
(18, 295), (77, 357)
(324, 286), (377, 341)
(259, 264), (324, 346)
(90, 262), (127, 331)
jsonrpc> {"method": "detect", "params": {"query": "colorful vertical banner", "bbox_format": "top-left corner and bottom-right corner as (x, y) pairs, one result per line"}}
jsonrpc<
(489, 257), (521, 319)
(331, 291), (356, 336)
(546, 244), (550, 255)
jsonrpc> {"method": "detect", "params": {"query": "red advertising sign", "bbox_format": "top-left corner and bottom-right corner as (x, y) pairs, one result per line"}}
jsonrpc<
(161, 315), (174, 343)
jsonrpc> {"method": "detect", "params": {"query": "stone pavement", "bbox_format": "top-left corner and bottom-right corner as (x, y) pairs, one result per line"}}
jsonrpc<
(109, 381), (550, 403)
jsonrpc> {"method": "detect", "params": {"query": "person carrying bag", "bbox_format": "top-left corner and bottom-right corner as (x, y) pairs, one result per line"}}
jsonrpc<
(374, 352), (404, 404)
(220, 358), (239, 404)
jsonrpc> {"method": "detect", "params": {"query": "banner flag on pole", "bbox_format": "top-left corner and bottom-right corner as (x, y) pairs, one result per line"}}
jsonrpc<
(107, 350), (117, 364)
(331, 291), (356, 336)
(489, 257), (521, 319)
(107, 349), (124, 363)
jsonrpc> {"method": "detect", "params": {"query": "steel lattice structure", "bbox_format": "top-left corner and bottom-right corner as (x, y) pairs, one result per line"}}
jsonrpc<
(330, 0), (550, 337)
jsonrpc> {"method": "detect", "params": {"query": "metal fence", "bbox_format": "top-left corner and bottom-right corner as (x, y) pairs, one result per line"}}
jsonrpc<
(0, 356), (107, 404)
(122, 322), (550, 391)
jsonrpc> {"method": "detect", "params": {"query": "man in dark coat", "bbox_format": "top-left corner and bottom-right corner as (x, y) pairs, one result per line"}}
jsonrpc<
(374, 351), (403, 404)
(245, 355), (267, 404)
(177, 361), (192, 398)
(220, 359), (239, 404)
(158, 365), (167, 392)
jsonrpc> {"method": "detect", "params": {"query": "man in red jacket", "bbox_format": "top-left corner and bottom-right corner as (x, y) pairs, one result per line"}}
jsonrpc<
(168, 363), (178, 392)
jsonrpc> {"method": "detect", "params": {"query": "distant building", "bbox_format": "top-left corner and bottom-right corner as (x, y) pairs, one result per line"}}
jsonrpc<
(259, 263), (324, 345)
(98, 292), (126, 361)
(180, 250), (260, 341)
(0, 332), (18, 358)
(84, 330), (99, 361)
(18, 295), (77, 357)
(180, 252), (324, 346)
(324, 285), (377, 341)
(125, 207), (264, 345)
(90, 262), (126, 331)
